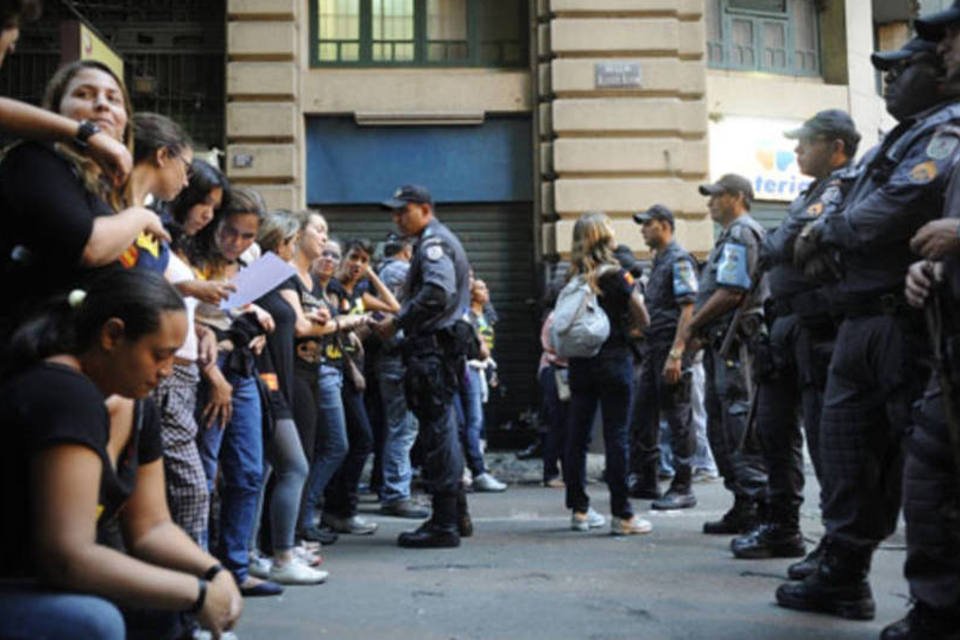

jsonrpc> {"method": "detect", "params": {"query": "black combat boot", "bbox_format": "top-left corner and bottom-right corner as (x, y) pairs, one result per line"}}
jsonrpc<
(775, 538), (876, 620)
(881, 602), (960, 640)
(628, 468), (661, 500)
(703, 495), (759, 534)
(456, 489), (473, 538)
(788, 537), (825, 580)
(652, 464), (696, 510)
(397, 494), (460, 549)
(731, 504), (805, 559)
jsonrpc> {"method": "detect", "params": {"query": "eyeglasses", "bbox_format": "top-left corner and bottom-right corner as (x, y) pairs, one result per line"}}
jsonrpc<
(176, 155), (193, 179)
(321, 250), (341, 260)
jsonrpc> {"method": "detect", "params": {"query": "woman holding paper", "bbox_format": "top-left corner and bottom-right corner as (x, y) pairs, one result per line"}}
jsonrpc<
(193, 187), (282, 597)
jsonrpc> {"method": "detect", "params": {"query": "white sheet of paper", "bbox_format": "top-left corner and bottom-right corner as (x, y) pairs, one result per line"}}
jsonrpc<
(219, 252), (296, 310)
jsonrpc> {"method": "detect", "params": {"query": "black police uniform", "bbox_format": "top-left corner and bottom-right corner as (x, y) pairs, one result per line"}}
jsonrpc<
(777, 100), (960, 619)
(695, 213), (768, 528)
(884, 162), (960, 637)
(630, 240), (699, 504)
(395, 217), (472, 547)
(732, 168), (850, 559)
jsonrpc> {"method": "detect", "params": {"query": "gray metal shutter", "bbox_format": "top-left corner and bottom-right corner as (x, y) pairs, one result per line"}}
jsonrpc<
(320, 203), (538, 435)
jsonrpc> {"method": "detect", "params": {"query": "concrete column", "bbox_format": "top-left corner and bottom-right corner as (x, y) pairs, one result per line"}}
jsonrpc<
(226, 0), (302, 209)
(541, 0), (711, 257)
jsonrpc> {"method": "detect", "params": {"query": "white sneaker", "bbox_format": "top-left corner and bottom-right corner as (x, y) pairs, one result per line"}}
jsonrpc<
(473, 472), (507, 492)
(248, 555), (272, 579)
(611, 515), (653, 536)
(268, 558), (328, 585)
(571, 507), (606, 531)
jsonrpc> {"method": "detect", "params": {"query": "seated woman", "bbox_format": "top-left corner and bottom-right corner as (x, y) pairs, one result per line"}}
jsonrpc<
(0, 268), (243, 640)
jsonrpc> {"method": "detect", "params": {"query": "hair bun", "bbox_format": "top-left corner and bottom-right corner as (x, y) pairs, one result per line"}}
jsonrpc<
(67, 289), (87, 308)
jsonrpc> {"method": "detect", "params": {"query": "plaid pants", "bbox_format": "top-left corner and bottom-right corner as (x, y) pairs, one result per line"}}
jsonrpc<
(153, 362), (210, 546)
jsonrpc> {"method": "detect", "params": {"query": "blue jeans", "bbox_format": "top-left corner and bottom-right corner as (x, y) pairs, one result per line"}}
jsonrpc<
(0, 586), (125, 640)
(198, 365), (264, 583)
(456, 366), (487, 476)
(564, 353), (635, 519)
(298, 364), (349, 528)
(378, 352), (418, 503)
(689, 360), (718, 473)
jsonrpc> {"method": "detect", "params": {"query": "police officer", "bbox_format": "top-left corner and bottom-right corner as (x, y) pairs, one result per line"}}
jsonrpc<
(730, 111), (860, 561)
(679, 174), (768, 534)
(375, 185), (473, 548)
(881, 7), (960, 637)
(629, 204), (700, 509)
(785, 35), (943, 585)
(779, 30), (960, 620)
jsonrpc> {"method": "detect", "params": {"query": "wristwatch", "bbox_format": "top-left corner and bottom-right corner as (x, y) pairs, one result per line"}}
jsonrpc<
(73, 120), (101, 151)
(668, 347), (683, 361)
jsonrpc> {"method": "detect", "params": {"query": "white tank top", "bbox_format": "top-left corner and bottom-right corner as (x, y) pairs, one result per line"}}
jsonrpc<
(165, 251), (200, 361)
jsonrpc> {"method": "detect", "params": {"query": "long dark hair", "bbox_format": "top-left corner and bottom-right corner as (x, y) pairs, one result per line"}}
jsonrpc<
(132, 112), (192, 166)
(166, 159), (229, 257)
(191, 186), (265, 279)
(6, 269), (184, 375)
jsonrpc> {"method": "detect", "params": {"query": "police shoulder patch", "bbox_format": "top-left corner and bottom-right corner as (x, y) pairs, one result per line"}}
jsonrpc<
(425, 244), (445, 261)
(672, 259), (698, 296)
(716, 242), (751, 289)
(909, 160), (939, 184)
(926, 130), (960, 160)
(806, 202), (824, 217)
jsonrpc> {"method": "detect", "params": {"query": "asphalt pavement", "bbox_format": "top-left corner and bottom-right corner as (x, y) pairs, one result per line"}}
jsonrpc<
(234, 455), (908, 640)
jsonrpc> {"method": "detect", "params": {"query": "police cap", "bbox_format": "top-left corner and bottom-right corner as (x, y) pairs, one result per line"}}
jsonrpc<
(633, 204), (675, 230)
(382, 184), (433, 210)
(784, 109), (861, 153)
(870, 37), (938, 71)
(916, 0), (960, 41)
(699, 174), (754, 204)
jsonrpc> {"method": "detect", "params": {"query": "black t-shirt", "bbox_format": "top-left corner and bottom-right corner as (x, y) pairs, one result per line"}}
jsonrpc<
(0, 143), (116, 336)
(292, 276), (343, 370)
(0, 363), (163, 578)
(596, 267), (635, 358)
(256, 277), (298, 419)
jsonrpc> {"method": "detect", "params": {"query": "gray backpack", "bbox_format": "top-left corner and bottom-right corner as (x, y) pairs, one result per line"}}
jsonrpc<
(550, 274), (610, 358)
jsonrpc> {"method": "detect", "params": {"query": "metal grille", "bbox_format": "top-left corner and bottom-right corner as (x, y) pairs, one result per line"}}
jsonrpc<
(319, 203), (541, 432)
(0, 1), (225, 149)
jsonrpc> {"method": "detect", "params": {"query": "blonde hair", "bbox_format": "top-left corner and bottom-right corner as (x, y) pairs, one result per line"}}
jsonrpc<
(258, 210), (300, 253)
(568, 211), (618, 292)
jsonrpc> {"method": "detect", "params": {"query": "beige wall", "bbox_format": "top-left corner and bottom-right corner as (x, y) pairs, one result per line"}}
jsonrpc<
(541, 0), (713, 259)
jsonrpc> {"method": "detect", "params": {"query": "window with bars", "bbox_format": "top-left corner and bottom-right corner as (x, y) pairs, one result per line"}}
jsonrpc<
(311, 0), (528, 67)
(706, 0), (820, 76)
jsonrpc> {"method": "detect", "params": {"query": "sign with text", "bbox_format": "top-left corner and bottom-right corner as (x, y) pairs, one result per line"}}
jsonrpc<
(708, 116), (812, 203)
(594, 62), (642, 89)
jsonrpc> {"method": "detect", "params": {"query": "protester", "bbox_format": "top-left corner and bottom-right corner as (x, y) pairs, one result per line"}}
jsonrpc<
(561, 212), (652, 536)
(0, 60), (167, 341)
(0, 269), (243, 640)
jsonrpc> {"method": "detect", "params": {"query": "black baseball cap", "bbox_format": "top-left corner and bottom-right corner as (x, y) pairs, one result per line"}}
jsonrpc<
(699, 174), (754, 202)
(916, 0), (960, 41)
(381, 184), (432, 210)
(784, 109), (861, 148)
(870, 37), (938, 70)
(633, 204), (675, 229)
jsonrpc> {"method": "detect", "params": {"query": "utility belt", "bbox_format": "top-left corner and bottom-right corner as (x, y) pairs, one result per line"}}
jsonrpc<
(836, 291), (910, 318)
(766, 290), (838, 337)
(401, 319), (480, 361)
(702, 310), (764, 353)
(766, 289), (831, 321)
